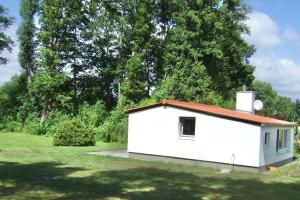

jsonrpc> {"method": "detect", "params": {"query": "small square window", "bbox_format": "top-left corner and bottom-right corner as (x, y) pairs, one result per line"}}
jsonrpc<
(264, 132), (270, 146)
(179, 117), (195, 136)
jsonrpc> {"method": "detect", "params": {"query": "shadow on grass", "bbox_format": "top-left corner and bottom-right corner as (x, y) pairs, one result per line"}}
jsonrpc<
(0, 161), (300, 199)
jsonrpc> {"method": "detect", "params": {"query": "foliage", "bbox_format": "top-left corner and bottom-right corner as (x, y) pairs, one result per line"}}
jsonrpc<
(25, 113), (46, 135)
(44, 111), (71, 135)
(153, 64), (212, 103)
(29, 72), (68, 123)
(17, 0), (38, 83)
(202, 91), (236, 109)
(25, 111), (70, 136)
(274, 96), (295, 121)
(36, 0), (74, 123)
(156, 0), (255, 100)
(250, 81), (278, 117)
(1, 0), (299, 143)
(0, 4), (14, 65)
(250, 80), (296, 121)
(0, 73), (28, 122)
(17, 93), (40, 125)
(53, 118), (95, 146)
(296, 142), (300, 153)
(295, 100), (300, 125)
(0, 116), (22, 132)
(78, 101), (108, 129)
(94, 105), (128, 143)
(136, 98), (157, 107)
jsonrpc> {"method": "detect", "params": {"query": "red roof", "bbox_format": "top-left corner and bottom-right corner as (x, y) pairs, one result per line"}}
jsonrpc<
(127, 100), (295, 126)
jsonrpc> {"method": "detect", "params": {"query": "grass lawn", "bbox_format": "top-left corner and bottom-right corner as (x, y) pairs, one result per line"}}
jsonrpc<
(0, 132), (300, 200)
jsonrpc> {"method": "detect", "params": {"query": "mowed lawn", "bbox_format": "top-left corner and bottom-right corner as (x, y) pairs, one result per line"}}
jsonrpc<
(1, 132), (300, 200)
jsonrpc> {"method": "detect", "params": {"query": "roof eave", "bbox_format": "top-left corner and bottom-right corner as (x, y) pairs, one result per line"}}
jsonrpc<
(261, 123), (297, 127)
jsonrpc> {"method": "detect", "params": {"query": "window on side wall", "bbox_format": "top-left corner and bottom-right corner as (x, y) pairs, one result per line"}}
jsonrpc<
(264, 132), (270, 147)
(276, 129), (289, 152)
(179, 117), (195, 137)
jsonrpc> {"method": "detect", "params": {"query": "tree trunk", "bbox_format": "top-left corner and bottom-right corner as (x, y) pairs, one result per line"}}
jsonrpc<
(72, 66), (78, 116)
(117, 78), (122, 106)
(40, 94), (50, 124)
(27, 68), (32, 85)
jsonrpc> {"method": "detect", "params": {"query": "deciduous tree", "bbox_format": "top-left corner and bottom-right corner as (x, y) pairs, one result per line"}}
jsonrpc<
(0, 4), (14, 65)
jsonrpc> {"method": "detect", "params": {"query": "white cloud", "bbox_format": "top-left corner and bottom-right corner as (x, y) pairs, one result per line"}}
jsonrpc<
(251, 53), (300, 99)
(0, 24), (22, 85)
(283, 27), (300, 45)
(245, 11), (281, 48)
(245, 11), (300, 99)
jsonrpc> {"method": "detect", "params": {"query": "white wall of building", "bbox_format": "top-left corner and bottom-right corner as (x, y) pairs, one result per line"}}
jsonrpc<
(259, 126), (294, 166)
(128, 106), (262, 167)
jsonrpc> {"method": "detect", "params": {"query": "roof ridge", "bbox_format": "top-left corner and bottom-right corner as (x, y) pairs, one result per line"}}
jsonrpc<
(162, 99), (220, 108)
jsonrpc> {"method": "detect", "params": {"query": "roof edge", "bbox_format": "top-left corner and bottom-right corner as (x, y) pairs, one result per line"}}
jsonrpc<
(127, 100), (296, 126)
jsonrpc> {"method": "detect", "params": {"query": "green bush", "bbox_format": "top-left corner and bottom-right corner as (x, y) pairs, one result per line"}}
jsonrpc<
(25, 114), (46, 135)
(5, 120), (22, 132)
(94, 105), (127, 143)
(53, 118), (95, 146)
(44, 111), (70, 135)
(78, 101), (108, 129)
(296, 128), (300, 153)
(0, 116), (22, 132)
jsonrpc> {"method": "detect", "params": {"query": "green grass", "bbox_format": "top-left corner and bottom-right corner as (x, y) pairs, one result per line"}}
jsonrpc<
(0, 132), (300, 200)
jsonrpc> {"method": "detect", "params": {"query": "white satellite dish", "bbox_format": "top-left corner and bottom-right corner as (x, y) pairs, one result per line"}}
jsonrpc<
(253, 100), (264, 110)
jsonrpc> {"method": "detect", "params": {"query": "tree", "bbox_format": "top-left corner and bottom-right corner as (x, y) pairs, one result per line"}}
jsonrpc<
(0, 4), (14, 65)
(18, 0), (39, 84)
(79, 0), (124, 108)
(36, 0), (70, 123)
(208, 0), (255, 98)
(153, 0), (254, 102)
(60, 0), (88, 115)
(274, 96), (295, 121)
(250, 80), (296, 121)
(29, 72), (68, 123)
(0, 73), (28, 122)
(121, 0), (161, 103)
(250, 80), (278, 117)
(295, 99), (300, 124)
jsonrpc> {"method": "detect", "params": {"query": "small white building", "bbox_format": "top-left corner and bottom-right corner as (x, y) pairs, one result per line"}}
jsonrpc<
(127, 91), (296, 171)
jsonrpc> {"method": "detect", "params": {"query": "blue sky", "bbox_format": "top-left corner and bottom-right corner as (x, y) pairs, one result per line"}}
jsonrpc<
(0, 0), (21, 85)
(244, 0), (300, 99)
(0, 0), (300, 99)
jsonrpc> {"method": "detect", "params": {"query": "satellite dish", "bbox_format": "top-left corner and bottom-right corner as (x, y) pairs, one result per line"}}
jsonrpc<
(253, 100), (264, 110)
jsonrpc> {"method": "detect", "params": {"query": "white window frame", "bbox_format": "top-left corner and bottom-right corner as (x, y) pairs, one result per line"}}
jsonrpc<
(277, 129), (290, 152)
(264, 132), (270, 147)
(178, 117), (196, 138)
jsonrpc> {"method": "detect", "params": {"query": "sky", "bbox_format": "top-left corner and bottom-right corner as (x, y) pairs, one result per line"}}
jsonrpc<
(0, 0), (300, 100)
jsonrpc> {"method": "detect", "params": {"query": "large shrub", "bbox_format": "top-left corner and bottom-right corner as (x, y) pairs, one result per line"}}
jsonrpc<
(78, 101), (107, 129)
(53, 118), (95, 146)
(44, 111), (70, 135)
(25, 113), (46, 135)
(94, 105), (127, 143)
(1, 116), (22, 132)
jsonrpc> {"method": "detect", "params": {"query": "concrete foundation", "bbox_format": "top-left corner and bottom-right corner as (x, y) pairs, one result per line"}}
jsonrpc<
(260, 157), (294, 171)
(129, 152), (294, 172)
